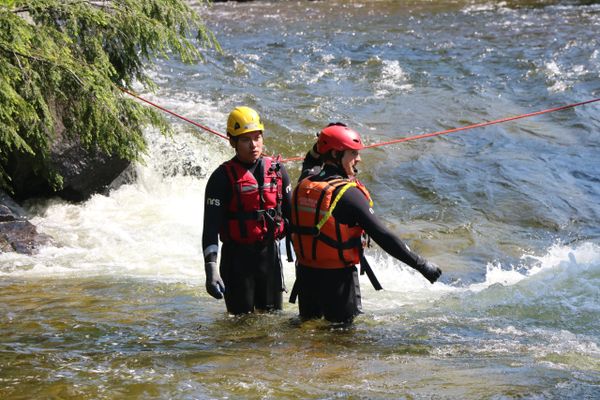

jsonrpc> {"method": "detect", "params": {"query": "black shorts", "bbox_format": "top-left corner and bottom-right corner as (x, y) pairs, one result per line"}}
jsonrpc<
(220, 241), (284, 314)
(294, 264), (362, 323)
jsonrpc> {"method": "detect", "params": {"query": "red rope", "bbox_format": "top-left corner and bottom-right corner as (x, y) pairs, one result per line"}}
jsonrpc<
(120, 88), (600, 163)
(362, 97), (600, 150)
(119, 88), (229, 140)
(282, 98), (600, 162)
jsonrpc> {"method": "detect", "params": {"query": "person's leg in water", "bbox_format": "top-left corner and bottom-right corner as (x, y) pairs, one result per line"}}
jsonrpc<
(322, 266), (362, 324)
(297, 264), (324, 320)
(253, 241), (283, 312)
(220, 242), (255, 315)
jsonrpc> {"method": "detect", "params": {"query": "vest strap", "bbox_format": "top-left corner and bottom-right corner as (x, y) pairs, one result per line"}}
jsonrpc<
(289, 279), (299, 304)
(288, 225), (319, 235)
(226, 207), (279, 220)
(315, 182), (357, 231)
(290, 225), (361, 250)
(360, 253), (383, 291)
(316, 232), (362, 251)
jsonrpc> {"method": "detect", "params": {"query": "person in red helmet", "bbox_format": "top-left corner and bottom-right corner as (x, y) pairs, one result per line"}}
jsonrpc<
(289, 122), (442, 324)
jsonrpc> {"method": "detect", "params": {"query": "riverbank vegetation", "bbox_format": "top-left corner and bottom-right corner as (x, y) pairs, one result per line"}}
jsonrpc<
(0, 0), (218, 196)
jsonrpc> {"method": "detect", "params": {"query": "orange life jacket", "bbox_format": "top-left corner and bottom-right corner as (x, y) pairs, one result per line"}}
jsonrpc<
(221, 156), (284, 244)
(291, 176), (372, 268)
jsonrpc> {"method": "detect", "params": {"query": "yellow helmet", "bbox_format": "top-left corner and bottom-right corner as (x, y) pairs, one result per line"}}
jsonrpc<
(226, 106), (264, 137)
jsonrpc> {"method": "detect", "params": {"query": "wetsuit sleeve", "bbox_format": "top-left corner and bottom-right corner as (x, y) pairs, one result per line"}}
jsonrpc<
(333, 187), (423, 268)
(202, 165), (230, 264)
(298, 145), (322, 182)
(279, 164), (292, 222)
(279, 163), (296, 261)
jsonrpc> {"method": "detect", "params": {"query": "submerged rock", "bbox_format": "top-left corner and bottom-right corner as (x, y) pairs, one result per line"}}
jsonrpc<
(0, 192), (52, 255)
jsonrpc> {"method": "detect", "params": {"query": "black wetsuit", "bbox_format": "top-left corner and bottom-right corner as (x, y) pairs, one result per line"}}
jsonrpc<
(293, 151), (426, 323)
(203, 156), (292, 314)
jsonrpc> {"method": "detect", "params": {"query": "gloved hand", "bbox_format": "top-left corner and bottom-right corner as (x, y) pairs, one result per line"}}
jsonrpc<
(416, 259), (442, 284)
(205, 261), (225, 299)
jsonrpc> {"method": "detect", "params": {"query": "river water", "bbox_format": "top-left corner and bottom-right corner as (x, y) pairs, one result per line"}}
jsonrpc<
(1, 1), (600, 398)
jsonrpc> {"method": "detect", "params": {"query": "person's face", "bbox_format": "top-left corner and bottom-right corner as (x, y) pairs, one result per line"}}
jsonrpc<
(232, 131), (263, 163)
(340, 149), (361, 178)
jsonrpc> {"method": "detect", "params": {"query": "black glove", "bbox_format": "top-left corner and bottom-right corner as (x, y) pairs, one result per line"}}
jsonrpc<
(205, 261), (225, 299)
(415, 259), (442, 284)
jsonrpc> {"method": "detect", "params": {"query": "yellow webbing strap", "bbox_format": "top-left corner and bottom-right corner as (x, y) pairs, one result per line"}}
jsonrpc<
(315, 182), (356, 231)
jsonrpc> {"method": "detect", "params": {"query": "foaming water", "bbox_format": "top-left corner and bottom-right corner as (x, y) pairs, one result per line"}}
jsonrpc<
(2, 128), (222, 280)
(374, 59), (413, 98)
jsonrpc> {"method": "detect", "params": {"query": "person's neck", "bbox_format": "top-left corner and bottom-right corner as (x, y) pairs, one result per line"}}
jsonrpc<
(323, 162), (348, 178)
(234, 155), (259, 167)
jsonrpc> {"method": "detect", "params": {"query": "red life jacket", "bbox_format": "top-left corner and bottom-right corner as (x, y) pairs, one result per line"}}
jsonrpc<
(291, 176), (372, 269)
(220, 156), (285, 244)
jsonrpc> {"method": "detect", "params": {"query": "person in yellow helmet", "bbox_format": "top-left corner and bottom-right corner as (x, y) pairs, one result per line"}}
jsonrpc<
(202, 106), (293, 314)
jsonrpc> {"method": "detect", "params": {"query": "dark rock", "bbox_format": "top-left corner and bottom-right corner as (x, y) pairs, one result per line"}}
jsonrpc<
(50, 137), (131, 201)
(0, 220), (53, 254)
(6, 94), (132, 202)
(0, 190), (53, 254)
(7, 128), (130, 203)
(0, 205), (16, 222)
(0, 190), (26, 218)
(107, 163), (138, 191)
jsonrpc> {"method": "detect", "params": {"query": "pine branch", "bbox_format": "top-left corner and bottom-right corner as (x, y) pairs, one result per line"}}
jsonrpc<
(0, 0), (217, 195)
(1, 46), (85, 88)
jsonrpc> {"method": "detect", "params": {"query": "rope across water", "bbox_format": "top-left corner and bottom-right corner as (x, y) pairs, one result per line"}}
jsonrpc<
(120, 88), (600, 163)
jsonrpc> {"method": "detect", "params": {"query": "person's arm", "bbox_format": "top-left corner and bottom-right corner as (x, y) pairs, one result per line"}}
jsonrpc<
(279, 163), (295, 262)
(202, 166), (229, 262)
(279, 163), (292, 222)
(202, 166), (229, 298)
(334, 188), (442, 283)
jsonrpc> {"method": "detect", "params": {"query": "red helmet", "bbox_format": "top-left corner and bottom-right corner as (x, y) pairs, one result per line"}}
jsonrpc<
(317, 123), (364, 154)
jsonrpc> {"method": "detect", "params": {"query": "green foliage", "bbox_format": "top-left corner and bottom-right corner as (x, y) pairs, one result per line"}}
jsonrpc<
(0, 0), (219, 193)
